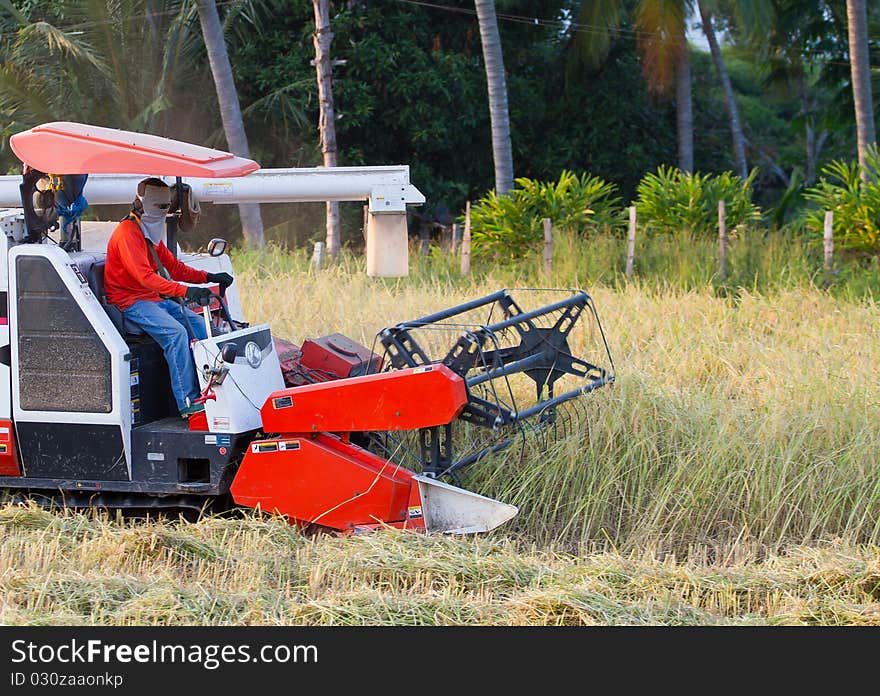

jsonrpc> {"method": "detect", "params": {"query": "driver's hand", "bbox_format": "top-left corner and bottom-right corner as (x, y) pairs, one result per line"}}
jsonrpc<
(185, 286), (213, 306)
(206, 272), (234, 296)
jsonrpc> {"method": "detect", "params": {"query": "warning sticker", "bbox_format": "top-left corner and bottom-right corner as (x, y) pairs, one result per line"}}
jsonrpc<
(0, 444), (7, 454)
(407, 506), (423, 519)
(212, 417), (230, 431)
(251, 442), (278, 454)
(279, 440), (300, 451)
(412, 366), (433, 374)
(203, 182), (233, 198)
(205, 435), (217, 445)
(273, 395), (293, 410)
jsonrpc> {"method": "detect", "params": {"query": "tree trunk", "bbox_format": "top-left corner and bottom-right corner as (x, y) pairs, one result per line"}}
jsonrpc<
(846, 0), (876, 180)
(195, 0), (265, 248)
(675, 42), (694, 173)
(474, 0), (514, 195)
(313, 0), (341, 258)
(805, 119), (816, 185)
(699, 2), (748, 179)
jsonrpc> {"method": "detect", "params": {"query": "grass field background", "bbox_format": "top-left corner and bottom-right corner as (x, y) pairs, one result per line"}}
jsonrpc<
(1, 231), (878, 625)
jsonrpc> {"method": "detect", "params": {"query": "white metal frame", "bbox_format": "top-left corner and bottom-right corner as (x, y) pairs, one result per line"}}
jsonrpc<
(0, 166), (425, 212)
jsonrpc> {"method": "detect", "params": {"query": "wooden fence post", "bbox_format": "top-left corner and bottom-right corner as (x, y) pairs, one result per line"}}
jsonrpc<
(718, 199), (727, 281)
(824, 210), (834, 275)
(440, 224), (452, 252)
(450, 223), (459, 256)
(626, 205), (636, 278)
(460, 201), (471, 276)
(543, 218), (553, 275)
(311, 241), (326, 270)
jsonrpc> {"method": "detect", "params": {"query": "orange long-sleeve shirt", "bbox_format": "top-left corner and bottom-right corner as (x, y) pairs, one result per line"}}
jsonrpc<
(104, 217), (208, 311)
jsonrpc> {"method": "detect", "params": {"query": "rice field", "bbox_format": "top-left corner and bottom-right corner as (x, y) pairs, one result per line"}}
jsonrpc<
(1, 233), (878, 625)
(2, 506), (880, 625)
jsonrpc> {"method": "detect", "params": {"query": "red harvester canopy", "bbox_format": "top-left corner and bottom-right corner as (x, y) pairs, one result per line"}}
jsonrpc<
(10, 122), (260, 178)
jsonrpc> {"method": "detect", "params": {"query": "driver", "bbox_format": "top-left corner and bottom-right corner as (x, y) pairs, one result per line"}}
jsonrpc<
(104, 177), (234, 418)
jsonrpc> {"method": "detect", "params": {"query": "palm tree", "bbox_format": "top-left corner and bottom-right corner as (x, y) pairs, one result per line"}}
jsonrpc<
(195, 0), (265, 247)
(312, 0), (341, 258)
(696, 0), (773, 180)
(1, 0), (269, 247)
(845, 0), (876, 179)
(698, 2), (747, 178)
(0, 0), (179, 133)
(750, 0), (850, 187)
(573, 0), (772, 177)
(573, 0), (695, 172)
(475, 0), (514, 195)
(636, 0), (694, 171)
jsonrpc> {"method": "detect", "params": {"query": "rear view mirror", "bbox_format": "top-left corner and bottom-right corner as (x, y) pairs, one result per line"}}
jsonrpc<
(220, 343), (238, 363)
(207, 238), (227, 257)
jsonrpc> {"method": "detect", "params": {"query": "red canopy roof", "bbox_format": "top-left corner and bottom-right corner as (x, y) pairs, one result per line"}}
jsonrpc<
(10, 122), (260, 178)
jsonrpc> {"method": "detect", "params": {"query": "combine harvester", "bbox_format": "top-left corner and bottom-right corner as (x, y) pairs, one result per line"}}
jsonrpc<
(0, 122), (615, 535)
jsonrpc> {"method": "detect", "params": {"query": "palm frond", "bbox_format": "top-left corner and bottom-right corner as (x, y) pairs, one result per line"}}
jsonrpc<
(0, 62), (54, 125)
(569, 0), (623, 70)
(241, 81), (311, 134)
(634, 0), (688, 95)
(0, 0), (27, 25)
(13, 21), (112, 77)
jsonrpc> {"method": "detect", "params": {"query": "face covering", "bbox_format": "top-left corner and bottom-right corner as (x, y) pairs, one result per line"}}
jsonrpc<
(137, 185), (171, 245)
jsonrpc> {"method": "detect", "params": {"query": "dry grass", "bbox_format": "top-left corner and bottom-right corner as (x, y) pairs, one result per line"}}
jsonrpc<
(2, 505), (880, 625)
(2, 243), (878, 625)
(234, 248), (880, 553)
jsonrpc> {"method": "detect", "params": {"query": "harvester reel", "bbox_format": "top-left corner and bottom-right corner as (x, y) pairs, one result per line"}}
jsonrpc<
(368, 288), (615, 481)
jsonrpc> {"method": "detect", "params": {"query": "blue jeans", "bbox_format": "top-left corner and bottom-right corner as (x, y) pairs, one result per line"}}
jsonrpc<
(124, 299), (209, 413)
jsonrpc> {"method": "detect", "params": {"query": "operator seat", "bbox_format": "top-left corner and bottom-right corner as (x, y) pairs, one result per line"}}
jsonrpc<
(86, 260), (147, 339)
(75, 254), (176, 425)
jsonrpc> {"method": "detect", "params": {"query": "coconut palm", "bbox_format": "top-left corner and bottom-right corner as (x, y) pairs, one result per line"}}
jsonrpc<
(475, 0), (515, 195)
(195, 0), (265, 247)
(312, 0), (341, 258)
(845, 0), (876, 179)
(572, 0), (695, 172)
(697, 2), (744, 178)
(0, 0), (266, 245)
(697, 0), (773, 180)
(743, 0), (848, 187)
(0, 0), (191, 135)
(572, 0), (772, 177)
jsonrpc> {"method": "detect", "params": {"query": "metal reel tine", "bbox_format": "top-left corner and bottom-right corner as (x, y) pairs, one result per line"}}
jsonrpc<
(534, 422), (549, 452)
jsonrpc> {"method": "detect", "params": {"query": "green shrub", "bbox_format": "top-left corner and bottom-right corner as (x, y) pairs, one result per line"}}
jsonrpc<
(635, 165), (762, 236)
(801, 146), (880, 257)
(468, 170), (623, 259)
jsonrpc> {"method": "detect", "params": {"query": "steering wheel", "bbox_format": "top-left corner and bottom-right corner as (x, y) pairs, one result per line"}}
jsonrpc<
(207, 290), (239, 334)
